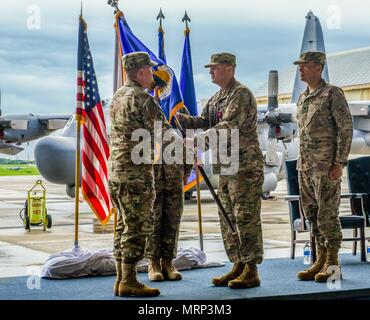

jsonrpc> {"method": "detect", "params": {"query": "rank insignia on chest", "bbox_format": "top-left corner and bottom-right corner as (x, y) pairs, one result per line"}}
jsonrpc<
(216, 111), (223, 121)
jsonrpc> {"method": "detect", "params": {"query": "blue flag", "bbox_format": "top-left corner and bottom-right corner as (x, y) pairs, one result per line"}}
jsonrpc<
(179, 27), (202, 193)
(158, 27), (167, 64)
(180, 29), (198, 116)
(116, 15), (184, 122)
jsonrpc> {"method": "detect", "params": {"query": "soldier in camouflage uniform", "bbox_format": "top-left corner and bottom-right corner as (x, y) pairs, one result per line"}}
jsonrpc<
(294, 52), (353, 282)
(145, 143), (192, 282)
(144, 95), (193, 282)
(109, 52), (169, 297)
(176, 53), (264, 289)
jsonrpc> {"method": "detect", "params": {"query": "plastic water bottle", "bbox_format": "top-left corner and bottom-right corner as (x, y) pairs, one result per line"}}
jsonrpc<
(367, 243), (370, 262)
(303, 243), (311, 265)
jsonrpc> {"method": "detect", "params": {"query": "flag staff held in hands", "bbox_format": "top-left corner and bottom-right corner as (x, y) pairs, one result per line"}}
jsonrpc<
(109, 0), (237, 237)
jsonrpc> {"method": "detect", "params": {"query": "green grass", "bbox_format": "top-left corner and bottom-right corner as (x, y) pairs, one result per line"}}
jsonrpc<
(0, 165), (40, 176)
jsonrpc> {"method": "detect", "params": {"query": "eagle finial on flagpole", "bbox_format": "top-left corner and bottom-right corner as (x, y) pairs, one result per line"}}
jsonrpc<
(157, 8), (165, 31)
(107, 0), (120, 14)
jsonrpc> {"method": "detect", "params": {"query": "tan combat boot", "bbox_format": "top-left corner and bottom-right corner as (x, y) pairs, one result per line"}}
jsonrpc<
(228, 263), (261, 289)
(161, 259), (182, 281)
(297, 243), (327, 281)
(212, 262), (245, 287)
(118, 263), (160, 297)
(113, 260), (122, 296)
(148, 259), (164, 281)
(314, 247), (342, 283)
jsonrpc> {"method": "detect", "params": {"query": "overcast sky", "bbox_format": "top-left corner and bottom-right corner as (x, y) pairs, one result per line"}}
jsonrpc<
(1, 0), (370, 159)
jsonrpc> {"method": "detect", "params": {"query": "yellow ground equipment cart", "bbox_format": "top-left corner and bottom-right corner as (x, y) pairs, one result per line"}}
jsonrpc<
(21, 180), (52, 232)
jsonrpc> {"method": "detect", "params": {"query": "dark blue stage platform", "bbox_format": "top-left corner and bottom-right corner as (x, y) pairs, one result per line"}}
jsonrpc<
(1, 254), (369, 300)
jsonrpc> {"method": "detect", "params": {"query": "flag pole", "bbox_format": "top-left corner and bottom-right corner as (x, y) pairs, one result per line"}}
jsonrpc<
(74, 7), (84, 248)
(74, 114), (82, 247)
(195, 146), (204, 251)
(174, 114), (236, 234)
(181, 11), (204, 250)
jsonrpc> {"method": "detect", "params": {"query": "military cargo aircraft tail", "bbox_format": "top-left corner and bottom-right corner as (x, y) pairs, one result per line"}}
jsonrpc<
(291, 10), (330, 103)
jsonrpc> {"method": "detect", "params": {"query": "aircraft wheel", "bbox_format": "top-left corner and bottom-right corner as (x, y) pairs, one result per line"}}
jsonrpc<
(47, 214), (52, 229)
(185, 191), (193, 200)
(24, 214), (30, 231)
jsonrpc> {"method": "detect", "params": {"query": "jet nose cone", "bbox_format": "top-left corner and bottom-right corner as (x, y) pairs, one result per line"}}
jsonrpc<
(35, 136), (77, 185)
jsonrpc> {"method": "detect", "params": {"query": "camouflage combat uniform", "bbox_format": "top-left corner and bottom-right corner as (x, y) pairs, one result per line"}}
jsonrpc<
(297, 79), (353, 250)
(146, 106), (193, 261)
(109, 79), (168, 264)
(145, 163), (185, 260)
(177, 78), (264, 265)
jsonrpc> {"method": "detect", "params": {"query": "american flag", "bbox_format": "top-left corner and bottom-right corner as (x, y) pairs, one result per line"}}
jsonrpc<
(77, 16), (113, 224)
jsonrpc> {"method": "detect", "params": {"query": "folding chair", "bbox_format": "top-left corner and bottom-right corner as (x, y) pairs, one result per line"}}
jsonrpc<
(285, 159), (366, 262)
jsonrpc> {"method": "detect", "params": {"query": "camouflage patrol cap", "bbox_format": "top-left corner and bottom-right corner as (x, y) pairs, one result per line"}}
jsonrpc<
(122, 52), (157, 71)
(204, 53), (236, 68)
(293, 51), (326, 65)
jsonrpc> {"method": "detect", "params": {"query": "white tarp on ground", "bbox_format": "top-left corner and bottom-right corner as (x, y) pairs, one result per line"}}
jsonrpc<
(41, 246), (225, 279)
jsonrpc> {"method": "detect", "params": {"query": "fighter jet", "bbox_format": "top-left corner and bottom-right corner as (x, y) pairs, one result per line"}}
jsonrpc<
(0, 89), (71, 155)
(34, 11), (370, 198)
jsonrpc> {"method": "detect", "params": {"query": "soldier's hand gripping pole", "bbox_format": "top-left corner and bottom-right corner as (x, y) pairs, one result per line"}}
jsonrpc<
(173, 114), (237, 234)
